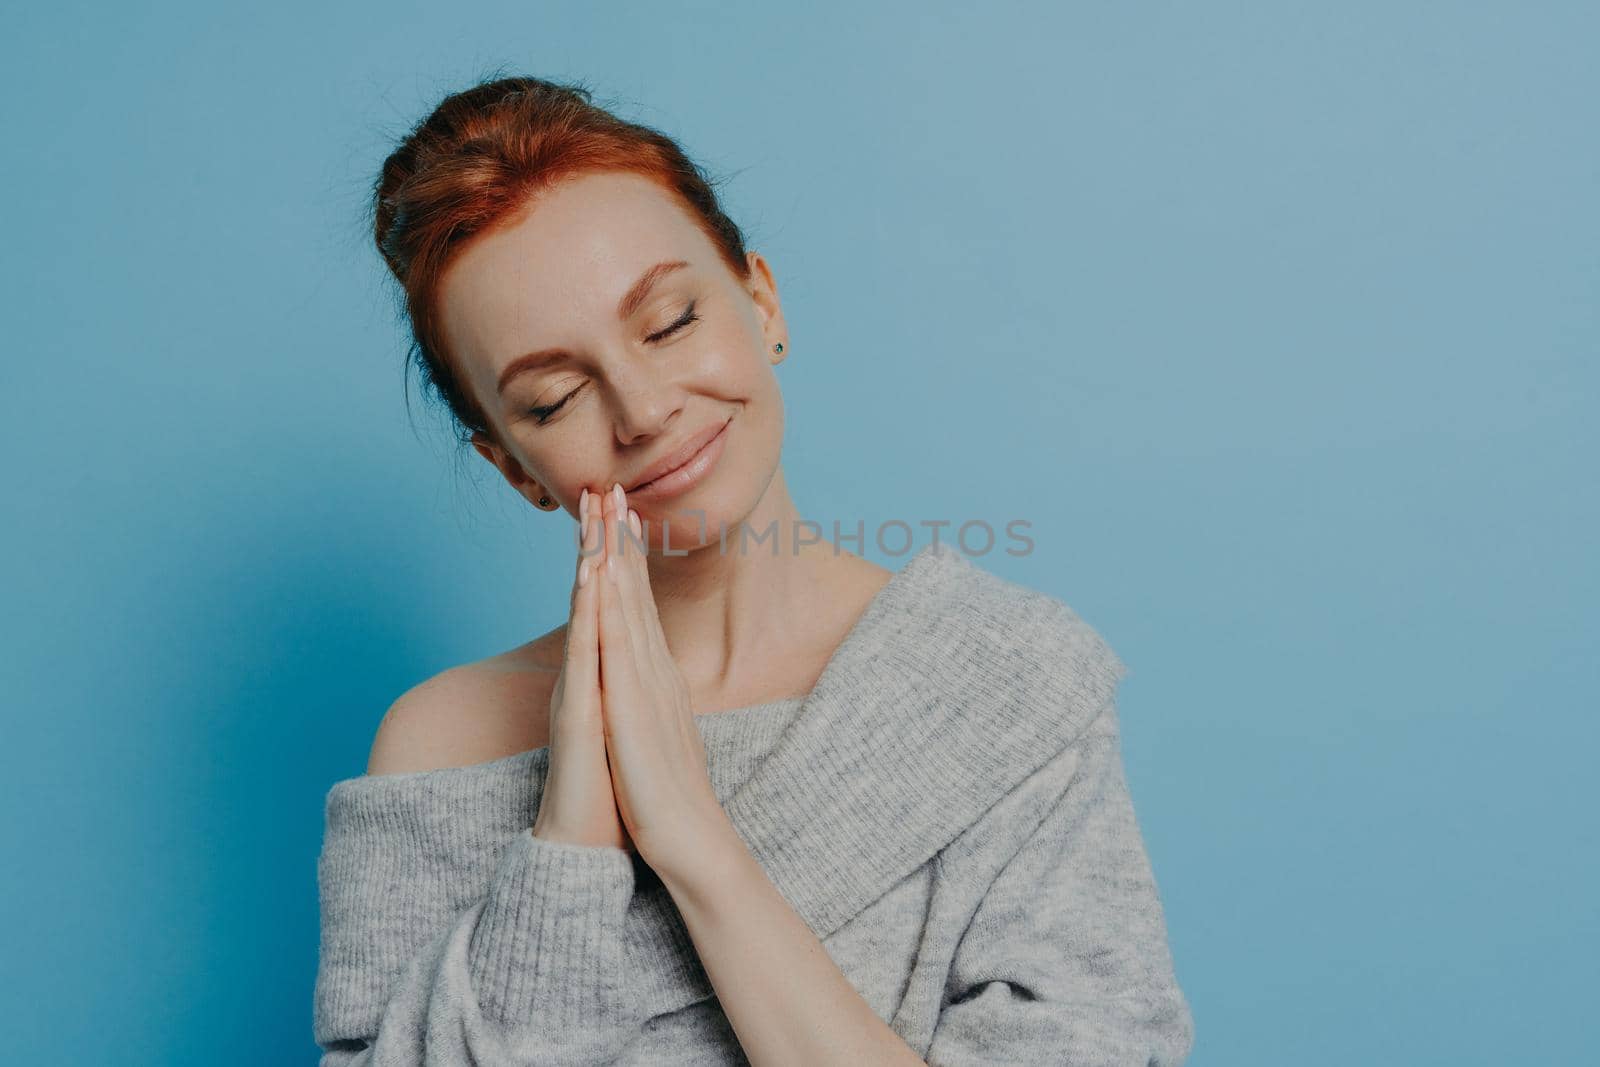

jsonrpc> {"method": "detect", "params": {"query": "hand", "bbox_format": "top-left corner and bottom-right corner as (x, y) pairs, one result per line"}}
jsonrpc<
(531, 487), (634, 853)
(594, 482), (734, 882)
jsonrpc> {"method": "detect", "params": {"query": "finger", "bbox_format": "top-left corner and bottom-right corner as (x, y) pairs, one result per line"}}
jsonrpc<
(576, 487), (589, 560)
(613, 494), (667, 689)
(566, 574), (599, 705)
(567, 488), (588, 616)
(572, 488), (601, 619)
(578, 487), (605, 563)
(623, 503), (677, 682)
(561, 495), (602, 723)
(581, 486), (605, 565)
(566, 488), (600, 631)
(597, 486), (641, 697)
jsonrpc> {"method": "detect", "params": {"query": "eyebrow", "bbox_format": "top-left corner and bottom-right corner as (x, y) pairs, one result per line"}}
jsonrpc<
(496, 258), (691, 397)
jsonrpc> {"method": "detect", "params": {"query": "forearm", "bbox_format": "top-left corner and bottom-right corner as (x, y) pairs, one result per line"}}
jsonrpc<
(658, 825), (926, 1067)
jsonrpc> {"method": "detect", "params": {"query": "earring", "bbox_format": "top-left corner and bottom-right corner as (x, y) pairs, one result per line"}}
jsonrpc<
(537, 495), (553, 509)
(773, 342), (784, 354)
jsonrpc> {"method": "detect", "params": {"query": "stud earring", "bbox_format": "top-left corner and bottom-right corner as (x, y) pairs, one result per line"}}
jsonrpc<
(773, 342), (784, 354)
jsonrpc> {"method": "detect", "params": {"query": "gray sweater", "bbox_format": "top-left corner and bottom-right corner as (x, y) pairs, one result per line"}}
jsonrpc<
(314, 542), (1194, 1064)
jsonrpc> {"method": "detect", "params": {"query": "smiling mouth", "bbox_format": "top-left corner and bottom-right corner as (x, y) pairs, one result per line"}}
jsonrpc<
(628, 416), (732, 492)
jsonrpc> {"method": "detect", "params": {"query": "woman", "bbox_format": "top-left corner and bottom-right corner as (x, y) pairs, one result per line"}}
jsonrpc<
(315, 75), (1194, 1065)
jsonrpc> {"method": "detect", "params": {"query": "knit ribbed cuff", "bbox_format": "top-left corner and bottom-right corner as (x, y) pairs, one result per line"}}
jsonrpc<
(465, 828), (637, 1030)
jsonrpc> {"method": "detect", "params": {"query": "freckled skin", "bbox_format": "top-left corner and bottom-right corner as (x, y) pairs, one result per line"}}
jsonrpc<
(415, 169), (890, 764)
(440, 170), (787, 546)
(362, 169), (925, 1066)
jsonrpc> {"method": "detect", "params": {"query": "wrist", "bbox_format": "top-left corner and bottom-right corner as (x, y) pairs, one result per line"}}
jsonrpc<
(651, 816), (753, 910)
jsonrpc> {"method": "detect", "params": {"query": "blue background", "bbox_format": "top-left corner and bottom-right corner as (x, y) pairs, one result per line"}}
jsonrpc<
(3, 3), (1594, 1063)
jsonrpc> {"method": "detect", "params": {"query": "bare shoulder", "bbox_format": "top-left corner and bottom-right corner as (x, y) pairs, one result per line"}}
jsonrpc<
(364, 626), (568, 776)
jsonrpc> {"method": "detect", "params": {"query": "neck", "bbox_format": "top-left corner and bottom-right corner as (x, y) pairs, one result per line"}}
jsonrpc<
(641, 467), (857, 710)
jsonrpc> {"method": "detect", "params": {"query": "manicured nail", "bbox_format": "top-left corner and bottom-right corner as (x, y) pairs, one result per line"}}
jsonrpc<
(627, 509), (641, 538)
(578, 559), (590, 587)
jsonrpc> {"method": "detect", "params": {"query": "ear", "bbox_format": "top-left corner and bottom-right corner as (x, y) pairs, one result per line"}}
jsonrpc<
(471, 431), (556, 510)
(744, 250), (789, 364)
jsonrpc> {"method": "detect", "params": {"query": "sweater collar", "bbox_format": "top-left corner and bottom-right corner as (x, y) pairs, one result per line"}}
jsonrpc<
(624, 539), (1128, 1016)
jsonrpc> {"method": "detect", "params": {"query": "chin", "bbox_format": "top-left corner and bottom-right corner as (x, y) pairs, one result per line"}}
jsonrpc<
(643, 469), (775, 554)
(642, 493), (734, 549)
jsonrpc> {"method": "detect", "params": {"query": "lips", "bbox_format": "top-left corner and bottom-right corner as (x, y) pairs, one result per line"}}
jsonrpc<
(626, 415), (732, 492)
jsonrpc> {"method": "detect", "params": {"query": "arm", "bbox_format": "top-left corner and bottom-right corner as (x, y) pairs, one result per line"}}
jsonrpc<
(924, 697), (1195, 1066)
(662, 830), (929, 1066)
(652, 698), (1193, 1067)
(585, 488), (926, 1064)
(315, 826), (642, 1067)
(316, 653), (646, 1066)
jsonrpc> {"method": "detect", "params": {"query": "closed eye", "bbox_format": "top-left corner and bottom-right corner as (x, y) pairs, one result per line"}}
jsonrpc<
(528, 387), (581, 424)
(528, 301), (700, 425)
(644, 300), (699, 344)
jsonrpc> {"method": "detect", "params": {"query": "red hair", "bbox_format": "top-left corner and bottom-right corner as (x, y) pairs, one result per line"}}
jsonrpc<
(370, 73), (753, 449)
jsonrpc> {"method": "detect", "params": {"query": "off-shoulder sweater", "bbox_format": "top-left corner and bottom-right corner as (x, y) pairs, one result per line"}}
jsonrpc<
(313, 541), (1195, 1065)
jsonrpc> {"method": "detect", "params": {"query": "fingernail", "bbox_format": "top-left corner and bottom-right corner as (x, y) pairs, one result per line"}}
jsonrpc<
(627, 509), (642, 538)
(578, 559), (590, 587)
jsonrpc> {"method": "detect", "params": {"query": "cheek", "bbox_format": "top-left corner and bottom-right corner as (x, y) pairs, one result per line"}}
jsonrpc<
(729, 382), (786, 473)
(696, 328), (778, 398)
(530, 441), (605, 498)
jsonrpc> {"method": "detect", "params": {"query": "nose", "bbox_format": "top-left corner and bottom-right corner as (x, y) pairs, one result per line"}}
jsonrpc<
(607, 363), (682, 447)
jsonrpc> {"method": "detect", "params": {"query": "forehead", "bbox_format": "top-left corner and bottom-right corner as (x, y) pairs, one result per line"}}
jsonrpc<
(438, 170), (710, 366)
